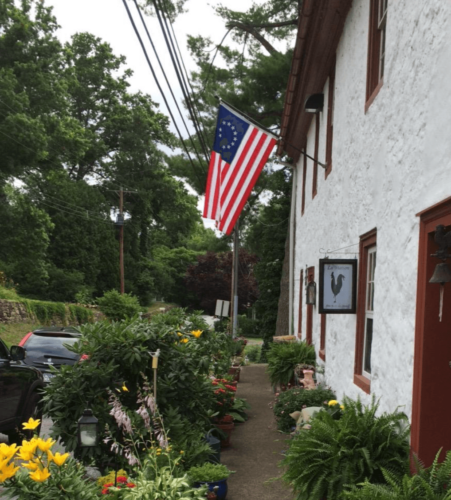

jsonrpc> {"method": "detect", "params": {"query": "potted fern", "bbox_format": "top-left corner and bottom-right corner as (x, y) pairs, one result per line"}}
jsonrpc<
(266, 341), (316, 389)
(188, 463), (232, 500)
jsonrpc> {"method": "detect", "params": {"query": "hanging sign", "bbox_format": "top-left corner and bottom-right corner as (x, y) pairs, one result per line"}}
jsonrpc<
(319, 259), (357, 314)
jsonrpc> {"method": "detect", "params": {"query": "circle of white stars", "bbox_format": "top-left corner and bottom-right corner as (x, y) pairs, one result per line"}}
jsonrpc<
(218, 120), (239, 150)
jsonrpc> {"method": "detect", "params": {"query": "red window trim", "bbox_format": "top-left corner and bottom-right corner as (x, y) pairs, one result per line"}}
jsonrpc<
(325, 61), (335, 178)
(312, 114), (320, 198)
(365, 0), (385, 111)
(298, 269), (304, 338)
(319, 314), (326, 361)
(301, 146), (307, 215)
(353, 228), (377, 394)
(306, 266), (314, 345)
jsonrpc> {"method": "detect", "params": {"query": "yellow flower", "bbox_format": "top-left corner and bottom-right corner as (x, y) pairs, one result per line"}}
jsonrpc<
(179, 450), (184, 454)
(177, 332), (183, 337)
(340, 405), (345, 410)
(191, 330), (203, 338)
(181, 338), (189, 344)
(122, 384), (129, 392)
(0, 460), (19, 482)
(17, 439), (39, 461)
(0, 443), (18, 461)
(328, 400), (339, 407)
(29, 467), (51, 482)
(37, 437), (56, 453)
(52, 452), (70, 467)
(22, 418), (41, 430)
(22, 460), (39, 471)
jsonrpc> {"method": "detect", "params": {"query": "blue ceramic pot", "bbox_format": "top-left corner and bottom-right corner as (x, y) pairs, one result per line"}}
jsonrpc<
(195, 478), (228, 500)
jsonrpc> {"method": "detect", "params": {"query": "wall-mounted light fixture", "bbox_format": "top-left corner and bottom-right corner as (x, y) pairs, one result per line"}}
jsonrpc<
(306, 281), (316, 306)
(304, 93), (324, 113)
(429, 224), (451, 322)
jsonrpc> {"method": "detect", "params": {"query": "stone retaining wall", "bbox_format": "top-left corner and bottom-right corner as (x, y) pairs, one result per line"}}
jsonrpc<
(0, 299), (29, 324)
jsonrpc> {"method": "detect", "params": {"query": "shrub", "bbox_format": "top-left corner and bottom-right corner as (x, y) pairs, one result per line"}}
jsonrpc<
(42, 316), (220, 469)
(273, 385), (336, 432)
(282, 396), (410, 500)
(68, 304), (93, 324)
(244, 344), (261, 362)
(342, 450), (451, 499)
(266, 341), (316, 387)
(238, 315), (261, 337)
(97, 289), (142, 320)
(214, 317), (229, 333)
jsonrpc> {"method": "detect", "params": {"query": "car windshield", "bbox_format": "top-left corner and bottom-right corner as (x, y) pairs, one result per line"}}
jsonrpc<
(25, 335), (80, 359)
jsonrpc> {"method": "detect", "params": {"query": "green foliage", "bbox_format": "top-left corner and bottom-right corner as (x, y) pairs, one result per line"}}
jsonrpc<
(0, 284), (20, 301)
(68, 304), (93, 324)
(238, 315), (261, 337)
(41, 316), (220, 469)
(266, 341), (316, 386)
(21, 298), (66, 324)
(244, 344), (261, 362)
(229, 397), (250, 423)
(127, 468), (207, 500)
(188, 463), (232, 482)
(1, 458), (99, 500)
(214, 317), (229, 334)
(273, 385), (336, 432)
(342, 450), (451, 500)
(97, 290), (142, 320)
(282, 396), (410, 500)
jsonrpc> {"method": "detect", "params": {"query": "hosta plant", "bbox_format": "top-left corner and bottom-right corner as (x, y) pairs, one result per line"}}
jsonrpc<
(282, 396), (410, 500)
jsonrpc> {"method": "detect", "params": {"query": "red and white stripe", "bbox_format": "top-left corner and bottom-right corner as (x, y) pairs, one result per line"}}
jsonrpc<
(203, 152), (224, 221)
(218, 127), (276, 235)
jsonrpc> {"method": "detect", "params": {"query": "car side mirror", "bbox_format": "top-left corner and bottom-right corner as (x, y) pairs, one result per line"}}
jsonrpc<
(10, 345), (26, 361)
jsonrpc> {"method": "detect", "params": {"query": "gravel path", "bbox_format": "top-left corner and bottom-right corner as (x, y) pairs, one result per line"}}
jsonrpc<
(220, 364), (295, 500)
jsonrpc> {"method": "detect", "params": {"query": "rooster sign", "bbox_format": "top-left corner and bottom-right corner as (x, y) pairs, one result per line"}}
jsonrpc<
(319, 259), (357, 314)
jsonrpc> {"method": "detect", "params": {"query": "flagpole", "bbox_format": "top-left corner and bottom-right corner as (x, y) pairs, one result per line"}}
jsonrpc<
(232, 219), (240, 338)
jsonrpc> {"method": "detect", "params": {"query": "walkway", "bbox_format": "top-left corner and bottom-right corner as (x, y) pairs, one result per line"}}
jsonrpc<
(221, 364), (295, 500)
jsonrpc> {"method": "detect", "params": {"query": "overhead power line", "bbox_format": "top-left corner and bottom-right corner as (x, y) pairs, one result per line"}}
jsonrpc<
(121, 0), (206, 191)
(151, 0), (211, 166)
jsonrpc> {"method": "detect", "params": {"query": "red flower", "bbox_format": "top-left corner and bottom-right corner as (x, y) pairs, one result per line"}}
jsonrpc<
(117, 476), (128, 484)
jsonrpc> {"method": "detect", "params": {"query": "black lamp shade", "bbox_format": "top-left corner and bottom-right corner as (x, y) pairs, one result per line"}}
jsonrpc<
(78, 409), (99, 447)
(304, 93), (324, 113)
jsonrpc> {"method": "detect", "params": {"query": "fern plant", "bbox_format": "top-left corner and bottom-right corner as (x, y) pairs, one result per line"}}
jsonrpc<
(342, 449), (451, 499)
(282, 396), (410, 500)
(266, 341), (316, 386)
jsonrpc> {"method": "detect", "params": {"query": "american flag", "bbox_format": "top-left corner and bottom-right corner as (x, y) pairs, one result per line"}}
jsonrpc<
(202, 103), (278, 235)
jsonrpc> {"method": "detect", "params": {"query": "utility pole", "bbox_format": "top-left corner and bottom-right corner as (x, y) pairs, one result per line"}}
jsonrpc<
(114, 187), (138, 295)
(231, 219), (240, 338)
(119, 187), (124, 295)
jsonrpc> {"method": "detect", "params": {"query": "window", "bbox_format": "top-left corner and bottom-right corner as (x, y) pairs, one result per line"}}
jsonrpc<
(298, 269), (304, 338)
(312, 114), (320, 198)
(301, 146), (307, 215)
(363, 247), (376, 376)
(325, 61), (335, 178)
(366, 0), (388, 110)
(354, 228), (377, 393)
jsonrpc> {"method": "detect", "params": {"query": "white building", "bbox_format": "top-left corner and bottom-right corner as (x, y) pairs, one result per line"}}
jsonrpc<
(278, 0), (451, 466)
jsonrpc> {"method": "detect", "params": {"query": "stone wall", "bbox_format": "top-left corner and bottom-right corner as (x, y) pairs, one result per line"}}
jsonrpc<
(0, 300), (29, 324)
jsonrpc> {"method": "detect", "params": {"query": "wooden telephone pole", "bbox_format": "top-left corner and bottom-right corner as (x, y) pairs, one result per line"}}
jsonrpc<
(115, 187), (137, 294)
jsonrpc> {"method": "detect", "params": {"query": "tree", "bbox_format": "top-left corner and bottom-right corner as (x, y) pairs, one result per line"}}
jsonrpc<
(185, 249), (259, 315)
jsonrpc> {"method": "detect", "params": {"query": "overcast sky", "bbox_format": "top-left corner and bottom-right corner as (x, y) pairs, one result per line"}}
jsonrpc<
(45, 0), (273, 229)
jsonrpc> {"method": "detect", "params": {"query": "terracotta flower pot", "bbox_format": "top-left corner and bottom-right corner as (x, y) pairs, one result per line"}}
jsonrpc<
(214, 418), (235, 448)
(228, 366), (241, 382)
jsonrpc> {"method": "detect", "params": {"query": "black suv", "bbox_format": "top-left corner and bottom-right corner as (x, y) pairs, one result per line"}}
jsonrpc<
(0, 338), (44, 443)
(19, 327), (83, 383)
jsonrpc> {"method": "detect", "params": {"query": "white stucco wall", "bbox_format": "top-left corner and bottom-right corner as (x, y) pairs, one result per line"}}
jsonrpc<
(293, 0), (451, 418)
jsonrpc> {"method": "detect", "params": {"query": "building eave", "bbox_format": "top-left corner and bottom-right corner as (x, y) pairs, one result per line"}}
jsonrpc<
(278, 0), (353, 162)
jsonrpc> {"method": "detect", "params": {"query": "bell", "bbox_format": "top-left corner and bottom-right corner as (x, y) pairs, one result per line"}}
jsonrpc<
(429, 262), (451, 284)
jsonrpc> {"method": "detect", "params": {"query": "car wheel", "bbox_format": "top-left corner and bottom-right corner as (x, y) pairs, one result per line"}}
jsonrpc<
(7, 392), (43, 444)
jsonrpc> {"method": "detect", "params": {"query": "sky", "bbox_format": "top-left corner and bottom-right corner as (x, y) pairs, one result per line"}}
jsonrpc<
(45, 0), (268, 230)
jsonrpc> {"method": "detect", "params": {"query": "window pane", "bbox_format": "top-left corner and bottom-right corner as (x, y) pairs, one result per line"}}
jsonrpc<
(364, 318), (373, 374)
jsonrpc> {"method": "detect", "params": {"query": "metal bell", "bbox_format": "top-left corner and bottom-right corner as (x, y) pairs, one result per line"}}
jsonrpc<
(429, 262), (451, 284)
